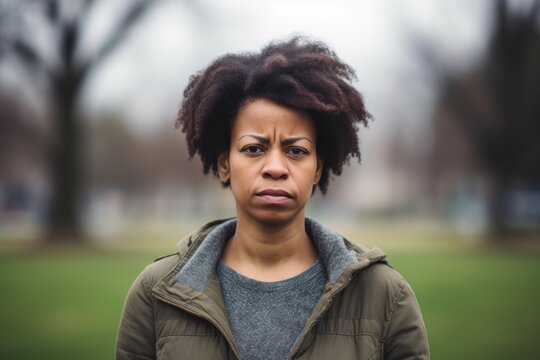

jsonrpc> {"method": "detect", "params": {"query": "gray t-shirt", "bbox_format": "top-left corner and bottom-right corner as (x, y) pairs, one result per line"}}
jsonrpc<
(216, 259), (327, 360)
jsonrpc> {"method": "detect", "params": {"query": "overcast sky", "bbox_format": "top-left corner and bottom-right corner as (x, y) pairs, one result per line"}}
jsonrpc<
(81, 0), (492, 138)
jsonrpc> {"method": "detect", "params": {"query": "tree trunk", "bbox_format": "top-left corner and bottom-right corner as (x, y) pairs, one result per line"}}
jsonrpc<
(45, 70), (84, 244)
(487, 176), (512, 242)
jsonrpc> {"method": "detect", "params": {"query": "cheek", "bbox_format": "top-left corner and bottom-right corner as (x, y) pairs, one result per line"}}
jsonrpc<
(228, 156), (256, 193)
(296, 159), (318, 190)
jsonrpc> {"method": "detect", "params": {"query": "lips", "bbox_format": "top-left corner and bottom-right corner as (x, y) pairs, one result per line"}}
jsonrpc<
(255, 189), (293, 205)
(256, 189), (292, 198)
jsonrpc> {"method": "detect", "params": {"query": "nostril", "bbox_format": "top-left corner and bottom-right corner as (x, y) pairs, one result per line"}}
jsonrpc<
(262, 166), (289, 179)
(262, 170), (288, 180)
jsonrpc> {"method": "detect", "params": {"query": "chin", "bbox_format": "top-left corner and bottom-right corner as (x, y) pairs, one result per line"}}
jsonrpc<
(249, 208), (305, 226)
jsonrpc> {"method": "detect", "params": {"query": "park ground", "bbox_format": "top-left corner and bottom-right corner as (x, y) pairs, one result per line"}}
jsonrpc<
(1, 221), (539, 360)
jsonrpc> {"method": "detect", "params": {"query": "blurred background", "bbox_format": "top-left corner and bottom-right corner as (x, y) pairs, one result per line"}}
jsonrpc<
(0, 0), (539, 359)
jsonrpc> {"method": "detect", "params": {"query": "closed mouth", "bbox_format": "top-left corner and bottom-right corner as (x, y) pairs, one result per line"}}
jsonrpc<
(256, 189), (292, 198)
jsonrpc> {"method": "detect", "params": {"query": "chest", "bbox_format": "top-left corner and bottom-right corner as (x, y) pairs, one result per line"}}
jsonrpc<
(153, 292), (385, 360)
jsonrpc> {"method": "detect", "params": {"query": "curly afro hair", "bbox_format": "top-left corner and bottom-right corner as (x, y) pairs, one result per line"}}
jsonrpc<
(176, 36), (372, 194)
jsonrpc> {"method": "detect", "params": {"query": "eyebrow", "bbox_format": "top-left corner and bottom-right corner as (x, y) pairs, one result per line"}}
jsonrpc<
(238, 134), (313, 145)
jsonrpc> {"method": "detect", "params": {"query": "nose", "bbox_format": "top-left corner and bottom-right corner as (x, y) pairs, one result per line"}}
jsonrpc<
(262, 149), (289, 180)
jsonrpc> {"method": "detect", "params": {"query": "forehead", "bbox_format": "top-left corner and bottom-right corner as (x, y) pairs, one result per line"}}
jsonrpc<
(232, 98), (316, 139)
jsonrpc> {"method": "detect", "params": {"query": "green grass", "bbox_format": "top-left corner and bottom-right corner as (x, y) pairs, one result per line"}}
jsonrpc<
(387, 250), (540, 360)
(0, 247), (539, 359)
(0, 251), (160, 360)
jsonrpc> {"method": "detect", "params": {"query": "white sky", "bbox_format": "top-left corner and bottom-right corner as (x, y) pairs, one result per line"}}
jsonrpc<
(81, 0), (492, 138)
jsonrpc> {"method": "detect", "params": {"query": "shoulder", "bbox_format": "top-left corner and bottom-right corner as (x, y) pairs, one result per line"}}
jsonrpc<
(357, 262), (406, 292)
(345, 261), (410, 308)
(132, 233), (189, 294)
(136, 218), (232, 288)
(140, 252), (181, 288)
(336, 239), (417, 319)
(332, 259), (424, 337)
(340, 236), (406, 298)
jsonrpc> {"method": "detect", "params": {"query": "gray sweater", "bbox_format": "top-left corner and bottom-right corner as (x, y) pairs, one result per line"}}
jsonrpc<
(217, 258), (327, 360)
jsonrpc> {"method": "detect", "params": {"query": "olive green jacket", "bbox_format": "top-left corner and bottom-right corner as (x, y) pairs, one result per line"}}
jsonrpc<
(116, 218), (429, 360)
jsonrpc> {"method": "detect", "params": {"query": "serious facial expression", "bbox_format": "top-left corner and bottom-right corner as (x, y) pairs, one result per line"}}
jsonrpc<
(218, 98), (322, 225)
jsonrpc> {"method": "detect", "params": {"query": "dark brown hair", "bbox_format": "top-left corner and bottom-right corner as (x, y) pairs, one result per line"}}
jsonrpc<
(176, 36), (372, 194)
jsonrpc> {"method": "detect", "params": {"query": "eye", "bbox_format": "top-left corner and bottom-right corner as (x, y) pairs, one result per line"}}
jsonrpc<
(286, 147), (308, 156)
(242, 145), (264, 154)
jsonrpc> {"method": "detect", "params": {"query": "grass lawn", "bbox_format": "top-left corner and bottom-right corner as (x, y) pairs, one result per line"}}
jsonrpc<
(0, 251), (160, 360)
(0, 245), (539, 359)
(387, 250), (540, 360)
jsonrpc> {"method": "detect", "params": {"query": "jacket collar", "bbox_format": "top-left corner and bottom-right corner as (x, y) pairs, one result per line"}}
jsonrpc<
(152, 217), (387, 359)
(175, 217), (387, 292)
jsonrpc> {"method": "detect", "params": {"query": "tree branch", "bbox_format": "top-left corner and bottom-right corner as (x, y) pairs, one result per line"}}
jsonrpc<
(84, 0), (156, 78)
(11, 38), (47, 73)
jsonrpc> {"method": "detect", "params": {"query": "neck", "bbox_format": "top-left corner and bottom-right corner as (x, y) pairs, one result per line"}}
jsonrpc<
(221, 211), (318, 281)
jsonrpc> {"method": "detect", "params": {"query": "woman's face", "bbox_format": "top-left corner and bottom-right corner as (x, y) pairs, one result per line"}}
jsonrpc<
(218, 98), (322, 225)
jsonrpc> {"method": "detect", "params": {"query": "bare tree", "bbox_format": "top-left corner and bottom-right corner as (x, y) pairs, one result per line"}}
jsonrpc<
(430, 0), (540, 238)
(0, 0), (159, 243)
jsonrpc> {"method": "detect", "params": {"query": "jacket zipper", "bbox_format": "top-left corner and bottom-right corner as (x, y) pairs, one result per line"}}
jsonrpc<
(289, 265), (366, 359)
(154, 293), (241, 360)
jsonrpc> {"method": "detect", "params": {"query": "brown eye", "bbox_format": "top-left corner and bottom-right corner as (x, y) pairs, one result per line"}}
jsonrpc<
(242, 145), (264, 154)
(287, 147), (308, 156)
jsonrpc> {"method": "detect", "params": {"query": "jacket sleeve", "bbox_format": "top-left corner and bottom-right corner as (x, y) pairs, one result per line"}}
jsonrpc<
(115, 270), (156, 360)
(383, 280), (430, 360)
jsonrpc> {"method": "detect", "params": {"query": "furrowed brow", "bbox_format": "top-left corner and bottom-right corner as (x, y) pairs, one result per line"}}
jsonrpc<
(282, 137), (313, 146)
(238, 135), (312, 146)
(238, 134), (270, 144)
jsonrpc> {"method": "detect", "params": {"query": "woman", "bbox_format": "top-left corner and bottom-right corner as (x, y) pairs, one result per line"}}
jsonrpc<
(116, 37), (429, 360)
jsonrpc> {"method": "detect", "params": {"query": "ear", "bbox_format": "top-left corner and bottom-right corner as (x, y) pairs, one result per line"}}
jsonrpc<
(217, 152), (230, 183)
(314, 156), (323, 184)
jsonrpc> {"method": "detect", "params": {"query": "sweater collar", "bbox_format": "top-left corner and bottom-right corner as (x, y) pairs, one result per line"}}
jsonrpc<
(175, 217), (385, 292)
